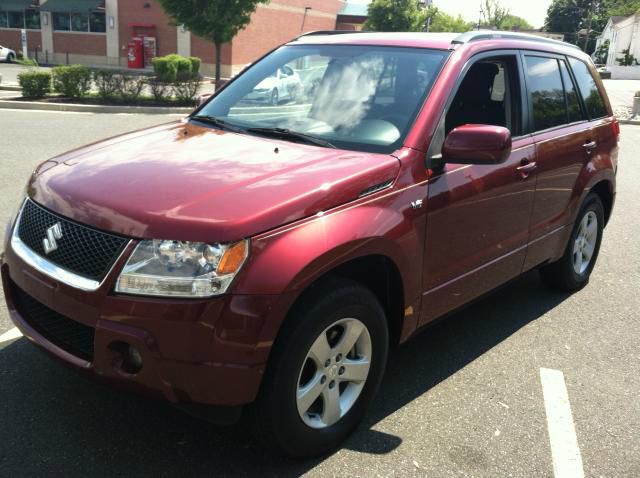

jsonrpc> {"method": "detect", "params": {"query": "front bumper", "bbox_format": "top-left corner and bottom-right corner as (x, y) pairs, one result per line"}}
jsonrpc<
(1, 226), (276, 410)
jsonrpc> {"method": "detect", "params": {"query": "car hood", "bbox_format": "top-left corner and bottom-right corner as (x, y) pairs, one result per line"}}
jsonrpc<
(29, 120), (400, 242)
(255, 77), (277, 90)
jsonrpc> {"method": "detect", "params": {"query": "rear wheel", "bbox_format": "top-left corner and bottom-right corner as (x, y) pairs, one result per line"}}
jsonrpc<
(540, 193), (604, 291)
(7, 53), (15, 63)
(255, 279), (388, 457)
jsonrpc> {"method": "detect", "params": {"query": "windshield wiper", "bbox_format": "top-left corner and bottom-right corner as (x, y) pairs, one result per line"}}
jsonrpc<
(190, 115), (245, 133)
(246, 127), (336, 149)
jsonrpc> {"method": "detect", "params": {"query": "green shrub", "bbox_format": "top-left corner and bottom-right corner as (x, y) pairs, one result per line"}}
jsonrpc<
(188, 56), (201, 75)
(152, 56), (177, 82)
(166, 54), (192, 80)
(172, 76), (202, 104)
(114, 73), (146, 101)
(148, 79), (171, 102)
(52, 65), (91, 98)
(93, 69), (118, 99)
(18, 70), (51, 98)
(152, 54), (197, 82)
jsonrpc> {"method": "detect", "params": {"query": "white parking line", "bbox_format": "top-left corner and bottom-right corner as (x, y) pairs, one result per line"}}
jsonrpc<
(540, 368), (585, 478)
(0, 327), (22, 343)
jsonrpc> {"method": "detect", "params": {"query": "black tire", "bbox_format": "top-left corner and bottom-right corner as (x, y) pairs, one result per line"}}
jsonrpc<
(255, 278), (389, 458)
(540, 193), (605, 291)
(7, 53), (15, 63)
(270, 88), (279, 106)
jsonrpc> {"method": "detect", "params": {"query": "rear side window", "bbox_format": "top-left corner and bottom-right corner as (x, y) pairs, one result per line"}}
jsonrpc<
(568, 58), (608, 119)
(559, 60), (583, 123)
(524, 56), (566, 131)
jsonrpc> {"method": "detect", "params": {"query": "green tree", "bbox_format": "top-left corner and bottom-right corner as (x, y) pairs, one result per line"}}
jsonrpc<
(365, 0), (424, 32)
(481, 0), (510, 29)
(544, 0), (606, 52)
(157, 0), (268, 86)
(593, 39), (609, 63)
(428, 8), (474, 33)
(499, 14), (534, 30)
(544, 0), (640, 53)
(605, 0), (640, 16)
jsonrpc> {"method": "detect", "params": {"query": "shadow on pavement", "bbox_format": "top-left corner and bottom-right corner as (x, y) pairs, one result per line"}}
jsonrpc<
(0, 271), (569, 476)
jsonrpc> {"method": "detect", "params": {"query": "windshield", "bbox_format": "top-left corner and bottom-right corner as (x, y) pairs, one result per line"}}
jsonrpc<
(196, 45), (448, 153)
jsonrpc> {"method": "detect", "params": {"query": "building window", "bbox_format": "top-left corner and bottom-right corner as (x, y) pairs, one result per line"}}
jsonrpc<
(0, 9), (41, 30)
(89, 12), (106, 32)
(53, 11), (106, 33)
(25, 9), (41, 29)
(7, 11), (25, 29)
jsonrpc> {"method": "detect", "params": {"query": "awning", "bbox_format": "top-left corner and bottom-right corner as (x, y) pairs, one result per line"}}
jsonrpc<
(0, 0), (39, 10)
(40, 0), (104, 13)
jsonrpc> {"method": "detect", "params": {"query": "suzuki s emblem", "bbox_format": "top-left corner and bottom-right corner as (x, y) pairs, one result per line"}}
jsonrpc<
(43, 223), (63, 255)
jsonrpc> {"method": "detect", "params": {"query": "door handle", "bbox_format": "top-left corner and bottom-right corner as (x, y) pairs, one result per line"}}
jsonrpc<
(583, 140), (597, 153)
(516, 159), (537, 179)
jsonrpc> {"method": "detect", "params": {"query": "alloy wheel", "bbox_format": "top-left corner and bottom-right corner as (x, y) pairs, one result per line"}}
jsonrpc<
(296, 318), (372, 429)
(572, 211), (598, 275)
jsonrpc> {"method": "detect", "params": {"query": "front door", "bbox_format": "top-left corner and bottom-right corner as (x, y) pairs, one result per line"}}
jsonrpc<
(420, 53), (536, 325)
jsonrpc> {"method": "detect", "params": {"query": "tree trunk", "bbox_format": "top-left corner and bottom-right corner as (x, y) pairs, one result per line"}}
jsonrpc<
(214, 41), (222, 90)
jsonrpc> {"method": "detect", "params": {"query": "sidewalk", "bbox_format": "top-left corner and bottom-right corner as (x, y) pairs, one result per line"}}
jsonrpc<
(601, 80), (638, 119)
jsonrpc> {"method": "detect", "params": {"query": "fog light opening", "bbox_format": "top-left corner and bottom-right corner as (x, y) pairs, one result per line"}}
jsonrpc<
(109, 341), (144, 375)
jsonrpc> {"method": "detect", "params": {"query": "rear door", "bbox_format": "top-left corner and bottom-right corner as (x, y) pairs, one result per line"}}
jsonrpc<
(521, 53), (593, 270)
(567, 57), (618, 173)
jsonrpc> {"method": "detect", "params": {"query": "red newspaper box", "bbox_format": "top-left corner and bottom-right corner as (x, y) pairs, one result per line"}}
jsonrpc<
(127, 39), (144, 69)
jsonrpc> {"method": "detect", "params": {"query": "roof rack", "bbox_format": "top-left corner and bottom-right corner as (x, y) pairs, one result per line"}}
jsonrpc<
(295, 30), (366, 39)
(452, 30), (581, 50)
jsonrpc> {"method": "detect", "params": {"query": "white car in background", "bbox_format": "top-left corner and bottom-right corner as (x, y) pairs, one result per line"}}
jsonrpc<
(0, 45), (16, 62)
(247, 65), (303, 105)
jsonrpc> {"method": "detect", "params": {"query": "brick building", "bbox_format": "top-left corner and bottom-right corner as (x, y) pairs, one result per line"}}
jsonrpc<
(0, 0), (363, 76)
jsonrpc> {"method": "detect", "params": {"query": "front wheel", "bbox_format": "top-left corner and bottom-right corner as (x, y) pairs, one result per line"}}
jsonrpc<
(540, 193), (605, 291)
(255, 279), (389, 457)
(270, 88), (279, 106)
(7, 53), (15, 63)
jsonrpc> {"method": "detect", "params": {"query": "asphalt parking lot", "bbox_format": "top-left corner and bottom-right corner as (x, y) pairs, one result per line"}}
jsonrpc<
(0, 108), (638, 477)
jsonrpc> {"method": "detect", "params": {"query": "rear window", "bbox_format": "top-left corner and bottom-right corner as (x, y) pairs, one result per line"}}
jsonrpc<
(568, 58), (608, 119)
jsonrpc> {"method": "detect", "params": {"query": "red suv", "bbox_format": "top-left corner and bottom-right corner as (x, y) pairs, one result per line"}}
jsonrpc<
(1, 31), (618, 457)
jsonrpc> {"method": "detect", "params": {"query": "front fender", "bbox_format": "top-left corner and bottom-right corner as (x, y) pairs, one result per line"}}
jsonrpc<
(232, 184), (427, 353)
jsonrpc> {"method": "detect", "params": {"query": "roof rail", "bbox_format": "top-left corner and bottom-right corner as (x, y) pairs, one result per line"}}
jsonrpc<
(451, 30), (581, 50)
(295, 30), (366, 40)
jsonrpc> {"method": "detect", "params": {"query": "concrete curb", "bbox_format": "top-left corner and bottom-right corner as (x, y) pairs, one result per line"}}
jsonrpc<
(0, 98), (192, 115)
(0, 85), (21, 91)
(620, 118), (640, 125)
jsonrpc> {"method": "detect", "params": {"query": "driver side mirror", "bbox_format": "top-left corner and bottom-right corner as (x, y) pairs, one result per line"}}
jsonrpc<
(442, 124), (512, 165)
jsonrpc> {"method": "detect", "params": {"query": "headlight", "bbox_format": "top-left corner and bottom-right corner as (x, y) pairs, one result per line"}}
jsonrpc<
(115, 239), (249, 298)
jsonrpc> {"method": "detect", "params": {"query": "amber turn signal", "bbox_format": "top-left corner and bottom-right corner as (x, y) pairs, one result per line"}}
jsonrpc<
(218, 240), (248, 275)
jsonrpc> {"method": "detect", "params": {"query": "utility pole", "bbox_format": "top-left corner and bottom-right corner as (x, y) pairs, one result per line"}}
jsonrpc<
(478, 2), (483, 30)
(582, 2), (593, 52)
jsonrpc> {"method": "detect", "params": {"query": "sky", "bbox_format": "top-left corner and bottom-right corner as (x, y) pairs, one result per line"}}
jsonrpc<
(349, 0), (554, 29)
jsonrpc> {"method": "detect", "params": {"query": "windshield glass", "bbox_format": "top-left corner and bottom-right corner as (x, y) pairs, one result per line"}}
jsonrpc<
(196, 45), (448, 153)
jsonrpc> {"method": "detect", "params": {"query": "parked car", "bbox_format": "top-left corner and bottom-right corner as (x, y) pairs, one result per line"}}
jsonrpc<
(2, 31), (618, 458)
(0, 45), (16, 63)
(244, 65), (302, 104)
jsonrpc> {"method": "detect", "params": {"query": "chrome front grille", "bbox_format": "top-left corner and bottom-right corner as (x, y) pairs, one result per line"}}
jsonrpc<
(15, 199), (129, 282)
